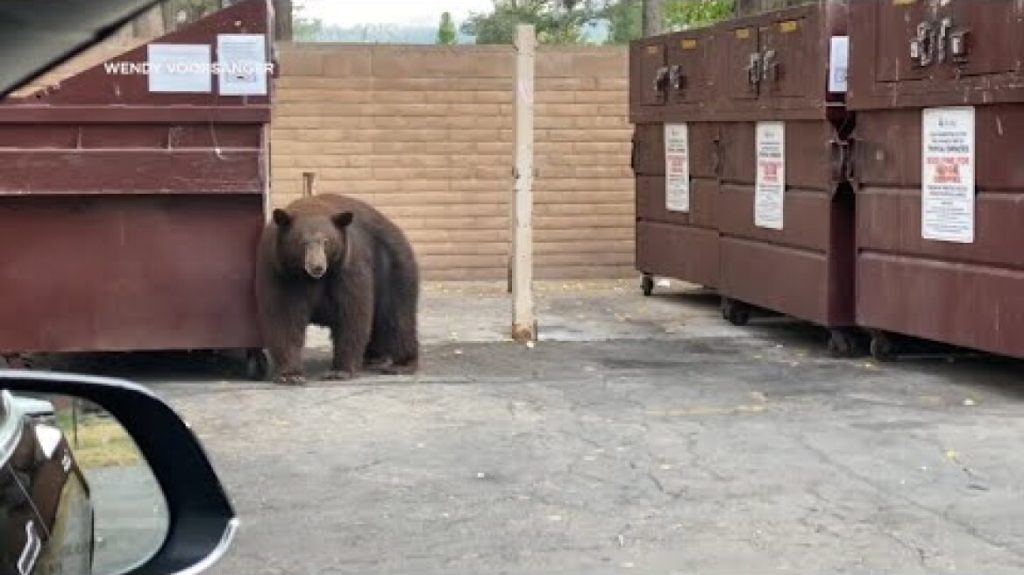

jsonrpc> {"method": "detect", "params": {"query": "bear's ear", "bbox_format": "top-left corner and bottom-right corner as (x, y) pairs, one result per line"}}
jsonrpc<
(332, 211), (353, 229)
(272, 209), (292, 228)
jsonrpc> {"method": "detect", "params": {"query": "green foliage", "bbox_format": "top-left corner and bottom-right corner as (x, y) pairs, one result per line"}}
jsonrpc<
(437, 12), (458, 44)
(664, 0), (735, 29)
(599, 0), (641, 44)
(293, 3), (323, 41)
(461, 0), (597, 45)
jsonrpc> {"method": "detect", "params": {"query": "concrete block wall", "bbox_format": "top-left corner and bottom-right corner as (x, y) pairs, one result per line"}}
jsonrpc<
(272, 43), (634, 281)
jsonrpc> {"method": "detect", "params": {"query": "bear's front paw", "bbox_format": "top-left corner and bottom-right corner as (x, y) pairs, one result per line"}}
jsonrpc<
(275, 373), (306, 386)
(320, 369), (355, 381)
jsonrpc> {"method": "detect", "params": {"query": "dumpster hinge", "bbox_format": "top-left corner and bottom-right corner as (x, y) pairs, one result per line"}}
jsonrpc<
(829, 138), (855, 187)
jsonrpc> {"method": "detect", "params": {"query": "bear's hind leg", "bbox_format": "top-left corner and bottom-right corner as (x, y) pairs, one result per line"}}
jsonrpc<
(377, 290), (419, 375)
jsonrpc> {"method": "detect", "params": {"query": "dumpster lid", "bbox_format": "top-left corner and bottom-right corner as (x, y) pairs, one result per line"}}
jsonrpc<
(0, 0), (164, 99)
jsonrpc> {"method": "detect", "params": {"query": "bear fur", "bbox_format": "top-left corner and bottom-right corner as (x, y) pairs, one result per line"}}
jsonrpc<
(254, 193), (419, 384)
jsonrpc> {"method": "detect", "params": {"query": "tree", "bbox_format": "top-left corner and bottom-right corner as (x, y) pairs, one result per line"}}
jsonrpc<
(274, 0), (294, 41)
(461, 0), (597, 45)
(664, 0), (734, 29)
(133, 6), (166, 38)
(642, 0), (664, 36)
(294, 3), (324, 41)
(437, 12), (458, 44)
(600, 0), (641, 44)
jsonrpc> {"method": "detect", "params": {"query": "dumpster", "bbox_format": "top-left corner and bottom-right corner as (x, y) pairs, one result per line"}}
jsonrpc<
(713, 1), (859, 355)
(0, 0), (274, 377)
(847, 0), (1024, 360)
(631, 28), (722, 296)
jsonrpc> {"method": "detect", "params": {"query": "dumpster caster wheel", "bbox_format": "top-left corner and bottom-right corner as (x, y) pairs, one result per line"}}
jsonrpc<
(869, 332), (895, 362)
(641, 274), (654, 296)
(721, 299), (751, 327)
(2, 354), (31, 369)
(827, 329), (859, 358)
(246, 349), (271, 381)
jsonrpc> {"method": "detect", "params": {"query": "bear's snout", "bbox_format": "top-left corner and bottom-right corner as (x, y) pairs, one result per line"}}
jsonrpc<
(307, 262), (326, 278)
(304, 241), (329, 279)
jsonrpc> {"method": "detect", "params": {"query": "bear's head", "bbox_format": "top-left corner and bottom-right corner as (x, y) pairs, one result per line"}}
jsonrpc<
(271, 208), (354, 280)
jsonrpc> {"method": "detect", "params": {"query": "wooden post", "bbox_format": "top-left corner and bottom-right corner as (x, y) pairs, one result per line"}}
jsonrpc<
(302, 171), (317, 197)
(511, 24), (536, 343)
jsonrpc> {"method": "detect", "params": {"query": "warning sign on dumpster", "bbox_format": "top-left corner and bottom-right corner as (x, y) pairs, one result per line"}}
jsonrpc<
(922, 107), (975, 244)
(664, 123), (690, 213)
(755, 121), (785, 230)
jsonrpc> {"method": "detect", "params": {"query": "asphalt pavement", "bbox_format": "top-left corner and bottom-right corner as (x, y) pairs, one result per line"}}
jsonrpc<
(57, 280), (1024, 575)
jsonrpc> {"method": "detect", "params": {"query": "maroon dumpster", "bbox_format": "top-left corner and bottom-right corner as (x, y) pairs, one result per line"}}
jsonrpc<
(0, 0), (273, 377)
(847, 0), (1024, 360)
(712, 1), (859, 354)
(630, 28), (722, 296)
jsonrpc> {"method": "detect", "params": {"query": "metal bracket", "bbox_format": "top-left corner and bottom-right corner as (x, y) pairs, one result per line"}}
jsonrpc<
(937, 17), (953, 64)
(829, 138), (854, 186)
(911, 21), (935, 67)
(653, 66), (670, 94)
(762, 49), (779, 84)
(669, 65), (685, 91)
(950, 27), (970, 61)
(746, 52), (763, 86)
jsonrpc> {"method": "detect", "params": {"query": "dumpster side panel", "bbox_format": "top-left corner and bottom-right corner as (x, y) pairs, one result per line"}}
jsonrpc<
(637, 176), (718, 229)
(0, 0), (272, 356)
(632, 120), (721, 288)
(713, 1), (854, 330)
(853, 109), (1024, 358)
(637, 221), (719, 289)
(0, 195), (263, 353)
(849, 0), (1024, 358)
(632, 123), (665, 176)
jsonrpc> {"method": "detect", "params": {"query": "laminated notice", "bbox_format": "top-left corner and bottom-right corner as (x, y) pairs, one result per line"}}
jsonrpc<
(665, 123), (690, 213)
(922, 107), (975, 244)
(755, 121), (785, 230)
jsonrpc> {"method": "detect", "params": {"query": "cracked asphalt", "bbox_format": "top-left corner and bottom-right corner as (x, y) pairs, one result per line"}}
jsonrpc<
(67, 281), (1024, 574)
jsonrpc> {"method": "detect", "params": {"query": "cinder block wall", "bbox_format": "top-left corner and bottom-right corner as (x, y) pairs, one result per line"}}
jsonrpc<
(272, 43), (634, 281)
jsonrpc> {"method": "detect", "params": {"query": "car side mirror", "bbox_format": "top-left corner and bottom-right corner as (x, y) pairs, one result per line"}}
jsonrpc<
(0, 370), (236, 575)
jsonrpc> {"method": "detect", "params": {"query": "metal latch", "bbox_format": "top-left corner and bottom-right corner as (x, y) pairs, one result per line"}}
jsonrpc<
(950, 27), (970, 60)
(936, 17), (953, 63)
(669, 65), (685, 91)
(653, 66), (670, 94)
(746, 52), (763, 86)
(911, 21), (934, 67)
(829, 138), (856, 185)
(762, 49), (779, 83)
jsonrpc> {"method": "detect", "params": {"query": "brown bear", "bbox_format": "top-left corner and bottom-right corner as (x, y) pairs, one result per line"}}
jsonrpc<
(254, 193), (419, 385)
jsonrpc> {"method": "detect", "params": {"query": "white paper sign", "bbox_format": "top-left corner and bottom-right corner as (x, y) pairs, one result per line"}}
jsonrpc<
(664, 123), (690, 213)
(755, 121), (785, 230)
(217, 34), (268, 96)
(829, 36), (849, 93)
(922, 107), (975, 243)
(147, 44), (212, 93)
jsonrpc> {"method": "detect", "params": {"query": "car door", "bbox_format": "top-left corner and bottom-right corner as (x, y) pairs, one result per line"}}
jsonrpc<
(0, 392), (93, 575)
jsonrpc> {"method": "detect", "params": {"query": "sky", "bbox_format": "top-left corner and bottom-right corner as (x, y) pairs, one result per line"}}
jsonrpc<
(295, 0), (495, 27)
